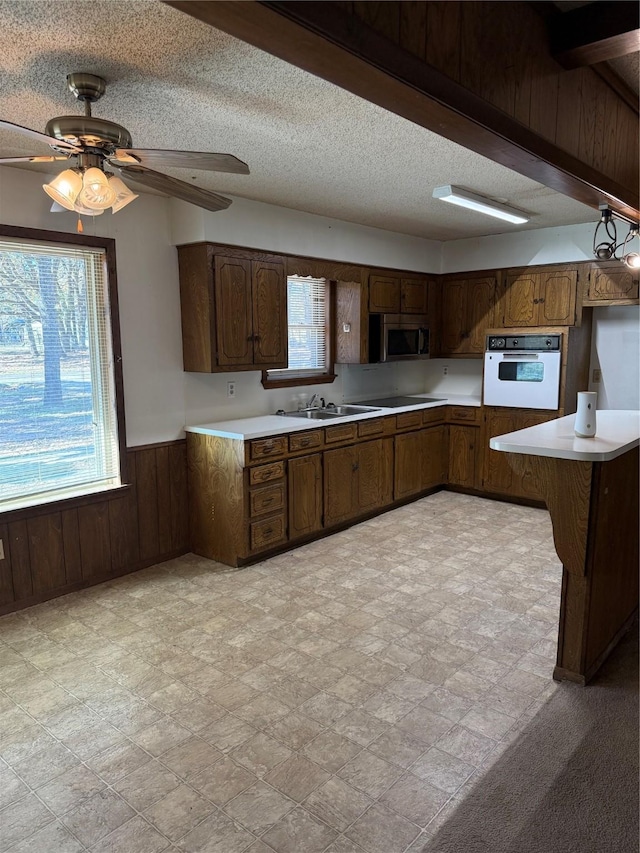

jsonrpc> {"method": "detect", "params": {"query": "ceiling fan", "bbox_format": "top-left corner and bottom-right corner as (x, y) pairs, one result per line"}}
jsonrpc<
(0, 72), (249, 217)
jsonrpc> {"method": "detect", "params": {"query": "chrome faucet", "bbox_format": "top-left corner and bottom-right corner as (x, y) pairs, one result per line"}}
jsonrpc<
(306, 394), (325, 409)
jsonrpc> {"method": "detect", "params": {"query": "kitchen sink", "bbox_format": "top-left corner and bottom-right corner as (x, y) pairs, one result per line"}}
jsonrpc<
(276, 409), (343, 419)
(324, 404), (382, 415)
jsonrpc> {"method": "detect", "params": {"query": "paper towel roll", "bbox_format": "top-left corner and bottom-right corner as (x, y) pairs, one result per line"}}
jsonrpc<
(574, 391), (597, 437)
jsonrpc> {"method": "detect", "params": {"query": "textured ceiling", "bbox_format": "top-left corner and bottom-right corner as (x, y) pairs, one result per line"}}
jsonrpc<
(0, 0), (598, 241)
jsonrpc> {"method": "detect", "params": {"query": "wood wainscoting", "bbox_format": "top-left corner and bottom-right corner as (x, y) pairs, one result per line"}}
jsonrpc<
(0, 440), (189, 616)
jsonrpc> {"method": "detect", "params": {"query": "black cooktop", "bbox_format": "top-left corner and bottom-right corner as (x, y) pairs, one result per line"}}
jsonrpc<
(358, 396), (446, 408)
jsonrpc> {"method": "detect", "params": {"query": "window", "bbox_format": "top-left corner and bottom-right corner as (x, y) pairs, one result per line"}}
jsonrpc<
(263, 275), (335, 387)
(0, 229), (123, 513)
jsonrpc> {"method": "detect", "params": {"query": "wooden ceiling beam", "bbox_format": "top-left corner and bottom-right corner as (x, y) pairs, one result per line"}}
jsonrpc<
(549, 1), (640, 69)
(164, 0), (639, 221)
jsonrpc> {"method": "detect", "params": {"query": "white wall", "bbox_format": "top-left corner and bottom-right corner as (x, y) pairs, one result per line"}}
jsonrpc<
(588, 306), (640, 410)
(170, 197), (442, 272)
(441, 222), (595, 273)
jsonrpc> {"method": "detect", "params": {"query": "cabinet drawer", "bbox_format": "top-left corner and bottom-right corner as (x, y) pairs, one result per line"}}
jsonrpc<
(448, 406), (480, 424)
(358, 418), (385, 438)
(250, 436), (287, 461)
(250, 514), (286, 551)
(249, 460), (285, 485)
(289, 430), (323, 453)
(325, 423), (358, 444)
(249, 482), (285, 517)
(422, 408), (445, 426)
(396, 411), (422, 431)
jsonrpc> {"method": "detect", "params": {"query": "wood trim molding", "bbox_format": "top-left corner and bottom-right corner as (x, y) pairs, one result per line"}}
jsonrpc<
(164, 1), (639, 221)
(548, 1), (640, 69)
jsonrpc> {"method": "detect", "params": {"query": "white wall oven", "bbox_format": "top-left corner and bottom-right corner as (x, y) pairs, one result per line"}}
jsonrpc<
(483, 334), (562, 410)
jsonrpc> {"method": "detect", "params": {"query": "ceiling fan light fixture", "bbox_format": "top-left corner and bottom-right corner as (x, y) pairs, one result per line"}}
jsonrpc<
(77, 166), (117, 210)
(432, 185), (529, 224)
(42, 168), (82, 210)
(72, 201), (104, 217)
(108, 175), (138, 212)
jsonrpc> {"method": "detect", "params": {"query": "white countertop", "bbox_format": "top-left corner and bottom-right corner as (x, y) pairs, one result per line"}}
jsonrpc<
(490, 410), (640, 462)
(186, 393), (481, 440)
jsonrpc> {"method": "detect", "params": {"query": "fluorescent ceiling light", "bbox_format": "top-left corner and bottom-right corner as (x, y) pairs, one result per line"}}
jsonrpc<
(433, 185), (529, 224)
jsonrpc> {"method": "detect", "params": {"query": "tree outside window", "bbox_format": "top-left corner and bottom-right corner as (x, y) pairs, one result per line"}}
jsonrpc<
(0, 235), (121, 511)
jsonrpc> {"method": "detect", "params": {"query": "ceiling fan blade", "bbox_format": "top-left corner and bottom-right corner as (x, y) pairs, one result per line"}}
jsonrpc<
(114, 164), (232, 212)
(0, 120), (81, 153)
(0, 155), (69, 164)
(112, 148), (249, 174)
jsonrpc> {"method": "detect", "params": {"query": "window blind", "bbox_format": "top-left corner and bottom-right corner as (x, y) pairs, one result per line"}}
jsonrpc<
(0, 237), (121, 511)
(270, 275), (328, 377)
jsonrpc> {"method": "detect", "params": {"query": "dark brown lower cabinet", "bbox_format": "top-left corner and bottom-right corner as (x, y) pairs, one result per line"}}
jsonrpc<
(325, 438), (393, 527)
(482, 408), (556, 499)
(288, 453), (323, 540)
(394, 426), (448, 500)
(448, 425), (479, 489)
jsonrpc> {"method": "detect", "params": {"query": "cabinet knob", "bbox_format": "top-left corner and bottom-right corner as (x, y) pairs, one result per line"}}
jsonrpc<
(352, 462), (359, 471)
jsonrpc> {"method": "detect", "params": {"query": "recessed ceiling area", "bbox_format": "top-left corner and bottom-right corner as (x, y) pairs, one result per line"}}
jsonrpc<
(0, 0), (598, 241)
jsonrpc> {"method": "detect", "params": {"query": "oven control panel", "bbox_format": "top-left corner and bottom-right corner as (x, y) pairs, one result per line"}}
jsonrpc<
(486, 334), (561, 351)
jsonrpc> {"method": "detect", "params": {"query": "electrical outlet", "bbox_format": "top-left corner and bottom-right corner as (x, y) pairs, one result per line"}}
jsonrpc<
(0, 539), (4, 561)
(592, 368), (602, 383)
(227, 381), (236, 398)
(443, 366), (449, 376)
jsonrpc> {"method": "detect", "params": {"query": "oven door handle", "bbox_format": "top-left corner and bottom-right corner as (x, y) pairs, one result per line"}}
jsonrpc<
(502, 353), (540, 360)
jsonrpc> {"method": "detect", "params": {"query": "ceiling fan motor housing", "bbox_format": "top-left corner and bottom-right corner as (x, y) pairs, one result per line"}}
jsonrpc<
(44, 116), (132, 154)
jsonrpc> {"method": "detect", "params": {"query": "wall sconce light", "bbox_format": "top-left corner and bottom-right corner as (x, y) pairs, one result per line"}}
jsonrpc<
(593, 206), (640, 269)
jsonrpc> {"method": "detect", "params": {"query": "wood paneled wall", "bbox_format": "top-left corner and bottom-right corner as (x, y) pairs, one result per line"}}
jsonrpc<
(343, 0), (638, 191)
(0, 441), (188, 615)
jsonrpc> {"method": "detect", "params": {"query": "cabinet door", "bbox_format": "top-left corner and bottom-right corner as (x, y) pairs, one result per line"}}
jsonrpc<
(214, 256), (254, 366)
(324, 446), (356, 526)
(449, 425), (477, 488)
(515, 411), (555, 499)
(400, 279), (428, 314)
(538, 270), (576, 325)
(369, 275), (400, 313)
(441, 280), (467, 354)
(467, 277), (496, 353)
(482, 409), (518, 495)
(394, 431), (425, 499)
(356, 438), (393, 514)
(503, 273), (538, 327)
(587, 266), (639, 303)
(289, 453), (323, 540)
(252, 260), (288, 366)
(421, 425), (448, 489)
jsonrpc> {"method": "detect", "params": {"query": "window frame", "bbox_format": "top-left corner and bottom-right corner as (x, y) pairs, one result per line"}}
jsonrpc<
(261, 276), (336, 389)
(0, 223), (128, 519)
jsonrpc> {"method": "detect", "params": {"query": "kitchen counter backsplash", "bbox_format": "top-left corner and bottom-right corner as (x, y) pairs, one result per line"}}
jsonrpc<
(185, 393), (481, 441)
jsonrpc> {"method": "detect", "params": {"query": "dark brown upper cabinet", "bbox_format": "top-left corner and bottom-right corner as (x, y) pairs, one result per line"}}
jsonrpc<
(178, 243), (287, 372)
(583, 264), (639, 307)
(440, 275), (497, 356)
(368, 273), (431, 314)
(501, 269), (577, 327)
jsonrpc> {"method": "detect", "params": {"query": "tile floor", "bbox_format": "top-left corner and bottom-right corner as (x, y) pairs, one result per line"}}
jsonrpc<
(0, 492), (563, 853)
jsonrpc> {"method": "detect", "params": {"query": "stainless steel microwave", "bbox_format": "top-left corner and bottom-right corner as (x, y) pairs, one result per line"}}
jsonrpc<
(369, 314), (430, 362)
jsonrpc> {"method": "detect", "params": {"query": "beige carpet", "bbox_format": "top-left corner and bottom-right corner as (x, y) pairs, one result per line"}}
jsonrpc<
(423, 629), (639, 853)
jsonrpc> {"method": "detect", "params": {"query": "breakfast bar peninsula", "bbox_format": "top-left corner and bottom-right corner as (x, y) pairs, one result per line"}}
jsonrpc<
(491, 411), (640, 684)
